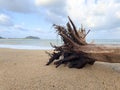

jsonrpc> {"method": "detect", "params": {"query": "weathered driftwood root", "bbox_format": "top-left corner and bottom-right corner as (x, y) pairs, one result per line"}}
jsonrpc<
(46, 16), (120, 69)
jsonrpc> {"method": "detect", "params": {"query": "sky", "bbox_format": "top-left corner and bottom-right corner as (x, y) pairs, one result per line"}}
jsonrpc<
(0, 0), (120, 39)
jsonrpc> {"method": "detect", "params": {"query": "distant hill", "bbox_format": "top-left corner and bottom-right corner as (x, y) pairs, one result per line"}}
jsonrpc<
(25, 36), (40, 39)
(0, 36), (5, 39)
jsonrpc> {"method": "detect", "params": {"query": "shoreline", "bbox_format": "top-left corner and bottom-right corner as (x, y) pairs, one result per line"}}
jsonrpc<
(0, 48), (120, 90)
(0, 44), (53, 50)
(0, 44), (120, 50)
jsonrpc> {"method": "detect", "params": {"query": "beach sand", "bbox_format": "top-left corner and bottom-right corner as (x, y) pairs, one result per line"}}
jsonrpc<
(0, 48), (120, 90)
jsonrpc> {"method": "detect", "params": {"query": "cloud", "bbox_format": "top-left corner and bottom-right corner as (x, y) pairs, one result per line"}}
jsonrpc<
(36, 0), (120, 31)
(0, 0), (37, 13)
(36, 0), (67, 24)
(0, 13), (13, 26)
(0, 0), (120, 39)
(34, 28), (45, 33)
(0, 13), (29, 32)
(45, 11), (65, 24)
(13, 24), (28, 31)
(66, 0), (120, 31)
(35, 0), (56, 6)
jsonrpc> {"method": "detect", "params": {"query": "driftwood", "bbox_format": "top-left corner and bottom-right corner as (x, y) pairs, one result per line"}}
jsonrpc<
(46, 16), (120, 69)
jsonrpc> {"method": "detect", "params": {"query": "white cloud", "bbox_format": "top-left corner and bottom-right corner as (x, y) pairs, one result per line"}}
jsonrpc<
(0, 0), (120, 39)
(36, 0), (67, 24)
(35, 0), (56, 6)
(34, 0), (120, 39)
(45, 11), (65, 24)
(0, 14), (13, 26)
(115, 11), (120, 19)
(13, 24), (28, 31)
(0, 0), (37, 13)
(0, 0), (120, 31)
(34, 28), (45, 33)
(66, 0), (120, 30)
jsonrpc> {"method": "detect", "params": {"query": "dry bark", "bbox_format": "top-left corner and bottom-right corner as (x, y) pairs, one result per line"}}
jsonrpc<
(46, 16), (120, 69)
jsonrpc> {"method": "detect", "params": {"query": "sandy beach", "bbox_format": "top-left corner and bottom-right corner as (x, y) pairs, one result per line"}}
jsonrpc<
(0, 48), (120, 90)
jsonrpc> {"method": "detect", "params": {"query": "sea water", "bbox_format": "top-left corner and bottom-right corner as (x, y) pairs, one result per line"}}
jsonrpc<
(0, 39), (62, 50)
(0, 39), (120, 50)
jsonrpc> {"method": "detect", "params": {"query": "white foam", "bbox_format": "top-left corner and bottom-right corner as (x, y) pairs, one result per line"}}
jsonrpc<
(0, 44), (53, 50)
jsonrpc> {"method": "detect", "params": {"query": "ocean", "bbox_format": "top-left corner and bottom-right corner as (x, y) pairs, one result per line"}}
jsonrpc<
(0, 39), (62, 50)
(0, 39), (120, 50)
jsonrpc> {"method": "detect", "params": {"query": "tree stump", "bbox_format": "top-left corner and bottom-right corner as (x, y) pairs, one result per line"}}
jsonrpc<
(46, 16), (120, 69)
